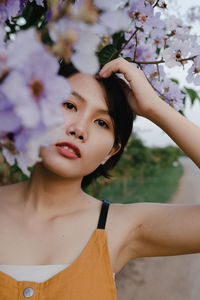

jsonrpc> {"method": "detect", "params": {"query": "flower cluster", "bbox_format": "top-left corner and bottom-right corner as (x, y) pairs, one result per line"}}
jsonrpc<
(0, 0), (44, 24)
(0, 0), (200, 175)
(186, 5), (200, 24)
(0, 28), (71, 175)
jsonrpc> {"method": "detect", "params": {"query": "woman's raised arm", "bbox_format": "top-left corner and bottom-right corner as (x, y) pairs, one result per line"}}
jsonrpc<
(121, 201), (200, 260)
(99, 57), (200, 168)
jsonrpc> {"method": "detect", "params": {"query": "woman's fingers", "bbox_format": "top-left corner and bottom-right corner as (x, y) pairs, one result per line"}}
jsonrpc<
(99, 57), (144, 90)
(99, 57), (160, 118)
(99, 57), (135, 79)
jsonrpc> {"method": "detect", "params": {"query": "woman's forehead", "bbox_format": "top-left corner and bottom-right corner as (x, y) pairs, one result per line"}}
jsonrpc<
(68, 72), (107, 105)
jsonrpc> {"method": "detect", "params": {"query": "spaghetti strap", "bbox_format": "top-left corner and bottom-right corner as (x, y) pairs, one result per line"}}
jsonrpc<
(97, 200), (110, 229)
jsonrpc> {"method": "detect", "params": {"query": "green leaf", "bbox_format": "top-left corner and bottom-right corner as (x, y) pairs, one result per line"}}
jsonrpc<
(184, 87), (200, 105)
(41, 29), (54, 46)
(170, 78), (179, 84)
(181, 95), (186, 106)
(9, 161), (20, 175)
(178, 110), (185, 116)
(112, 32), (126, 50)
(20, 166), (34, 182)
(156, 47), (161, 56)
(21, 2), (47, 30)
(98, 45), (119, 66)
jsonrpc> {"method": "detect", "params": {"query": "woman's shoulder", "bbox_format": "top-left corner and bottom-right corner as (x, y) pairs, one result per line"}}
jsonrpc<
(92, 198), (146, 230)
(108, 201), (145, 223)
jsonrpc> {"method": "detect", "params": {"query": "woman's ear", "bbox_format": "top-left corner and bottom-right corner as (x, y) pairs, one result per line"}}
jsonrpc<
(100, 143), (122, 165)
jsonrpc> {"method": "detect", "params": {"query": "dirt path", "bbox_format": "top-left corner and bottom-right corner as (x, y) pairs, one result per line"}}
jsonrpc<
(115, 157), (200, 300)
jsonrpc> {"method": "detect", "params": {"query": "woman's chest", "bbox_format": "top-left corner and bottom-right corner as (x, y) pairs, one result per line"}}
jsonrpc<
(0, 207), (127, 273)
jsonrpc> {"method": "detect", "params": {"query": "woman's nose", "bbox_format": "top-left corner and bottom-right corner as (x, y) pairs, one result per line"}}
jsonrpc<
(66, 124), (87, 141)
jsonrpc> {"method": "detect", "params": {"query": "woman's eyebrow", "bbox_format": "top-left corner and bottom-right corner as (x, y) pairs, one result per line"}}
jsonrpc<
(71, 90), (112, 118)
(71, 90), (86, 102)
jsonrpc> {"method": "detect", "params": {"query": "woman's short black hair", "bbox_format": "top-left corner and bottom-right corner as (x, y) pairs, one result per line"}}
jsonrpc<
(58, 60), (134, 188)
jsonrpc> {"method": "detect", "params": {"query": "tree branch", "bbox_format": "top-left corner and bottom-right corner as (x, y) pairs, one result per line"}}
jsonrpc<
(119, 28), (140, 54)
(129, 55), (197, 65)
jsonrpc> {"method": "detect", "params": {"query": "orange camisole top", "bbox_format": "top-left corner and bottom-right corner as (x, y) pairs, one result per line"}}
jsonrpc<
(0, 200), (117, 299)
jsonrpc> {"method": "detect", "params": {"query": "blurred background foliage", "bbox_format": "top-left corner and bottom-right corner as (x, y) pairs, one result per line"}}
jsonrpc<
(84, 134), (185, 203)
(5, 2), (48, 41)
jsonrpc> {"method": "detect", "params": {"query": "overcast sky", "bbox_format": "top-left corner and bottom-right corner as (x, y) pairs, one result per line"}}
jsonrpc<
(134, 0), (200, 148)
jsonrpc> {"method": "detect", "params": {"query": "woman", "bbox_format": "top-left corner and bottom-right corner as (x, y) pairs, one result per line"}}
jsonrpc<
(0, 57), (199, 299)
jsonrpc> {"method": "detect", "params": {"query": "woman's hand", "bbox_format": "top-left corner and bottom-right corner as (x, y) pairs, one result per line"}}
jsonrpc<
(99, 57), (160, 118)
(99, 57), (200, 168)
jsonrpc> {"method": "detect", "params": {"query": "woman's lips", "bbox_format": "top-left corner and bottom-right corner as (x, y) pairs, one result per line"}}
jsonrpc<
(55, 142), (81, 157)
(56, 146), (80, 159)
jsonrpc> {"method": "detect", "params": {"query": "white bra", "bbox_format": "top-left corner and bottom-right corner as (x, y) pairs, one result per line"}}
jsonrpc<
(0, 264), (116, 283)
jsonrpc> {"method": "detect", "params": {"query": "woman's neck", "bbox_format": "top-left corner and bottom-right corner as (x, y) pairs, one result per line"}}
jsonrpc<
(19, 163), (88, 219)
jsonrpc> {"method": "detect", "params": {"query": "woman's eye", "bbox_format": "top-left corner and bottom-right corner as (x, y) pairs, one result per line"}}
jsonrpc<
(96, 119), (109, 128)
(63, 102), (76, 110)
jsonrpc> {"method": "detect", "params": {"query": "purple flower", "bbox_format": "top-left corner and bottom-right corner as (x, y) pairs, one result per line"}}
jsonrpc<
(162, 38), (190, 68)
(122, 33), (156, 62)
(18, 0), (28, 15)
(94, 0), (124, 11)
(92, 1), (131, 37)
(142, 64), (165, 84)
(46, 9), (52, 22)
(2, 125), (63, 176)
(154, 78), (184, 111)
(0, 25), (5, 46)
(128, 0), (154, 31)
(0, 32), (6, 77)
(50, 2), (131, 73)
(0, 0), (20, 24)
(163, 80), (184, 111)
(7, 28), (43, 69)
(18, 0), (44, 15)
(50, 18), (100, 74)
(2, 48), (71, 128)
(186, 56), (200, 86)
(0, 28), (71, 175)
(97, 10), (131, 35)
(187, 6), (200, 24)
(6, 27), (71, 122)
(0, 90), (21, 132)
(135, 43), (155, 61)
(143, 12), (165, 51)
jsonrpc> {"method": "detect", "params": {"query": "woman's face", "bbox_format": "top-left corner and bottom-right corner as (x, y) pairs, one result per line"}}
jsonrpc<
(39, 72), (121, 180)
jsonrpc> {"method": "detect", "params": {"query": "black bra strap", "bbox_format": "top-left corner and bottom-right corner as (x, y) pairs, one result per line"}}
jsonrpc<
(97, 200), (110, 229)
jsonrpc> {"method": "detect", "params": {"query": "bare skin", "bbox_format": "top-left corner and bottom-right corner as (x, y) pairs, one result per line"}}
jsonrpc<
(1, 57), (200, 278)
(99, 57), (200, 260)
(0, 182), (141, 274)
(0, 70), (134, 274)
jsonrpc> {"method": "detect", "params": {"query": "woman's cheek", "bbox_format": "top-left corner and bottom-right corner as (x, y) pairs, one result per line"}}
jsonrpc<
(86, 138), (114, 168)
(39, 145), (53, 160)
